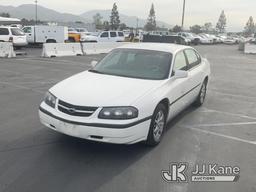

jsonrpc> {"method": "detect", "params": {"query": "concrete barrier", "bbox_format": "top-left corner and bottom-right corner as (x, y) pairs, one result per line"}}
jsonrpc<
(244, 43), (256, 54)
(81, 42), (128, 55)
(238, 42), (245, 51)
(0, 42), (16, 58)
(41, 43), (83, 57)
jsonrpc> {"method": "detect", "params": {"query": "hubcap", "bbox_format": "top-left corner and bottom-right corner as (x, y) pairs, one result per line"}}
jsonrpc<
(153, 110), (165, 142)
(200, 83), (207, 103)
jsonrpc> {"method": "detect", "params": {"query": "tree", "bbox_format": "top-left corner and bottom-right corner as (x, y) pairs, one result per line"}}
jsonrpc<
(0, 12), (10, 18)
(103, 21), (110, 31)
(119, 23), (128, 31)
(144, 3), (157, 31)
(202, 22), (213, 33)
(172, 25), (182, 33)
(190, 25), (202, 34)
(75, 21), (84, 24)
(110, 3), (120, 30)
(244, 16), (255, 36)
(21, 18), (44, 25)
(216, 10), (227, 33)
(93, 13), (103, 30)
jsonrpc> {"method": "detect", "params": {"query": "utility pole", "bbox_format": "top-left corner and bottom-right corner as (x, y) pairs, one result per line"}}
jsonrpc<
(35, 0), (38, 25)
(136, 17), (139, 34)
(181, 0), (186, 30)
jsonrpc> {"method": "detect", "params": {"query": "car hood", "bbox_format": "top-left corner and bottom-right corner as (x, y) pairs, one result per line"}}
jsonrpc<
(50, 71), (164, 107)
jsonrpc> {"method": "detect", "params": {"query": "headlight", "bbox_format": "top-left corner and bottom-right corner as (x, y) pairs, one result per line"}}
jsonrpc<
(44, 92), (57, 108)
(98, 107), (138, 120)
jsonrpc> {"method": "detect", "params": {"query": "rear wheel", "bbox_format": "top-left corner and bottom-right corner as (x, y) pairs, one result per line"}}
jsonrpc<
(68, 37), (75, 42)
(194, 79), (207, 106)
(46, 39), (56, 43)
(145, 103), (167, 146)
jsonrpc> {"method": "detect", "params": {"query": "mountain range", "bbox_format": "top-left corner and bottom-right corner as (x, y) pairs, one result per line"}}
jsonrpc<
(0, 4), (171, 28)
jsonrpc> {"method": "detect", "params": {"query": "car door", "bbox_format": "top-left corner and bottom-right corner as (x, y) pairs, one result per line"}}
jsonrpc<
(22, 27), (34, 43)
(117, 32), (125, 42)
(98, 31), (110, 42)
(110, 31), (118, 42)
(166, 51), (190, 120)
(0, 28), (10, 42)
(183, 48), (204, 105)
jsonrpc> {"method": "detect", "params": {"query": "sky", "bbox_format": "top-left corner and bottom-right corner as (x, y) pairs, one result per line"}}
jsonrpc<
(0, 0), (255, 31)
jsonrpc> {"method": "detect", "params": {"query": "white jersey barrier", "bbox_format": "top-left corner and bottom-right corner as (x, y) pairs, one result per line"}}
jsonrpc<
(81, 42), (128, 55)
(244, 43), (256, 54)
(0, 42), (16, 58)
(42, 43), (83, 57)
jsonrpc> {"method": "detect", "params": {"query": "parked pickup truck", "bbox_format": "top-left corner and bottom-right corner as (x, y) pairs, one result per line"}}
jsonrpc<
(22, 26), (68, 44)
(0, 26), (27, 48)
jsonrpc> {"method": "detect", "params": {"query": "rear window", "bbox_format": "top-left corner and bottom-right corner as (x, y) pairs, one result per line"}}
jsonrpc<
(118, 32), (124, 37)
(11, 28), (25, 36)
(110, 32), (117, 37)
(0, 28), (9, 35)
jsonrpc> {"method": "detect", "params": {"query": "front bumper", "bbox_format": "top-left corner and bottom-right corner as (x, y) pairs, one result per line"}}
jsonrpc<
(39, 105), (151, 144)
(13, 42), (28, 47)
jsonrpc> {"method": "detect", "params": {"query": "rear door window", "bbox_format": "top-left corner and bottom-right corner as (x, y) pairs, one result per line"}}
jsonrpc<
(0, 28), (9, 35)
(110, 32), (117, 37)
(118, 32), (124, 37)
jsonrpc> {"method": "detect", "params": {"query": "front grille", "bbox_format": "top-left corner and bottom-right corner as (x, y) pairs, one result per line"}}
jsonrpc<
(58, 100), (98, 117)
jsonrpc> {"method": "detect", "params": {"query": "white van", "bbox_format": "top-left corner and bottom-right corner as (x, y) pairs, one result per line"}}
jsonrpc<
(22, 26), (68, 44)
(0, 26), (27, 47)
(97, 31), (125, 42)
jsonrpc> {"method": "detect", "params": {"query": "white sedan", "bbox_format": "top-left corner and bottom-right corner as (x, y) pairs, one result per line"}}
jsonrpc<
(39, 43), (210, 146)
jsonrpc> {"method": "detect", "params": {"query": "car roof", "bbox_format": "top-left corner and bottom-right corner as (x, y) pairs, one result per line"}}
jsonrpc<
(118, 43), (191, 54)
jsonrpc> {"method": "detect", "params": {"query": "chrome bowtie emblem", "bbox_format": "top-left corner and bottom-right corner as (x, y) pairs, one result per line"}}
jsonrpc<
(68, 108), (76, 114)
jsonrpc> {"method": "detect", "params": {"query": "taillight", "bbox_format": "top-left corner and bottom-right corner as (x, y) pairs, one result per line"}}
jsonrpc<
(9, 37), (13, 42)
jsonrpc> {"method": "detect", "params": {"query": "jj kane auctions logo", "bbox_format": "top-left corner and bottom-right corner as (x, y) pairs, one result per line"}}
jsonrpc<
(162, 163), (240, 183)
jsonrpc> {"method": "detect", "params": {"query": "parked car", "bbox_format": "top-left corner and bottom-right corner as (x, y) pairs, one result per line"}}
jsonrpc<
(39, 43), (210, 146)
(68, 28), (81, 42)
(0, 26), (27, 48)
(198, 34), (212, 44)
(178, 32), (200, 45)
(123, 29), (131, 38)
(75, 28), (88, 33)
(22, 25), (68, 44)
(223, 37), (237, 45)
(80, 32), (98, 42)
(97, 31), (125, 42)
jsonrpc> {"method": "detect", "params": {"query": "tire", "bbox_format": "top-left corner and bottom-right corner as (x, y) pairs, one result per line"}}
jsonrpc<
(194, 79), (208, 107)
(68, 37), (75, 43)
(46, 39), (56, 43)
(145, 103), (167, 146)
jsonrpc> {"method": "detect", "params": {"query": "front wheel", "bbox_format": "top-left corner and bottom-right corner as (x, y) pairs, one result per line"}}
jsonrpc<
(194, 80), (207, 106)
(145, 104), (167, 146)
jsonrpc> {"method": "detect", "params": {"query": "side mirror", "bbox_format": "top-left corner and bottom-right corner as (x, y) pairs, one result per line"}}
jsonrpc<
(91, 60), (98, 68)
(173, 70), (188, 79)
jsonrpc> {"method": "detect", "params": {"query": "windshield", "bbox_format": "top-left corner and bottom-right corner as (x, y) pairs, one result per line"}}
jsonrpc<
(11, 28), (25, 36)
(90, 49), (172, 80)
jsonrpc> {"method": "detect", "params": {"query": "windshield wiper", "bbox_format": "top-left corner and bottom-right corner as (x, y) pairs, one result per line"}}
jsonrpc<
(88, 69), (105, 74)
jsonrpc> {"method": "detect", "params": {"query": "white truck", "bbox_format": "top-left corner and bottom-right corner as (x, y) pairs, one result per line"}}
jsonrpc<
(22, 26), (68, 44)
